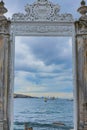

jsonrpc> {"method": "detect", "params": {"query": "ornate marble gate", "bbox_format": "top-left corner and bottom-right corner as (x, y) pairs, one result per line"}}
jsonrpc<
(0, 0), (87, 130)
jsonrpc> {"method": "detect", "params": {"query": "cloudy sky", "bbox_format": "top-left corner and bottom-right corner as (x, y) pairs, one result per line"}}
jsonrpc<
(4, 0), (82, 98)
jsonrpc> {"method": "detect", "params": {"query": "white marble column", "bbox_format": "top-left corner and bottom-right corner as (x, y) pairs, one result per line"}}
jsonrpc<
(0, 1), (11, 130)
(75, 0), (87, 129)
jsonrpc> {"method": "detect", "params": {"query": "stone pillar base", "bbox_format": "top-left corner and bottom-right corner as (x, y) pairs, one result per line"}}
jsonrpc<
(0, 121), (3, 130)
(3, 120), (8, 130)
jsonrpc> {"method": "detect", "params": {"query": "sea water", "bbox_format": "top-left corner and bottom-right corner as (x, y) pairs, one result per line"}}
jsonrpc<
(14, 98), (74, 130)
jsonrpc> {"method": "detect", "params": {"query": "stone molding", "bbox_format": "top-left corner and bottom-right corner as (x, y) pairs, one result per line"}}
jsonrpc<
(11, 22), (74, 36)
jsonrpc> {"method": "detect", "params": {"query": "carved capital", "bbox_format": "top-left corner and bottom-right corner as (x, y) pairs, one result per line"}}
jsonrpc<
(79, 15), (87, 32)
(0, 20), (11, 35)
(75, 20), (87, 35)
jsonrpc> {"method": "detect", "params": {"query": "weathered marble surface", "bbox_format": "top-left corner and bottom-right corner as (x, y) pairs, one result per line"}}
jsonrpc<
(75, 0), (87, 129)
(0, 1), (11, 130)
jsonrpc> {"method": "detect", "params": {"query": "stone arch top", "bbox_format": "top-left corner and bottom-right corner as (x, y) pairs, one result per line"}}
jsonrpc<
(11, 0), (75, 37)
(12, 0), (74, 22)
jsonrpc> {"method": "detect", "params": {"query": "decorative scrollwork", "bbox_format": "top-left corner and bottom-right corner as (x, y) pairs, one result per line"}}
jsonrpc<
(12, 0), (74, 22)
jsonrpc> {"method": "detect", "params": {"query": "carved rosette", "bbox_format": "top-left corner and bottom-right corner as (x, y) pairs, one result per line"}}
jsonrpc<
(12, 0), (74, 22)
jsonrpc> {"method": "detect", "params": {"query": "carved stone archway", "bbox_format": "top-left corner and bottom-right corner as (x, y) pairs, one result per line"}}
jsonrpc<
(0, 0), (87, 130)
(10, 1), (76, 129)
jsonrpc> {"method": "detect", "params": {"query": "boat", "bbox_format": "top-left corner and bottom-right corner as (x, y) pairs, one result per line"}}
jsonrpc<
(44, 97), (48, 102)
(50, 97), (55, 100)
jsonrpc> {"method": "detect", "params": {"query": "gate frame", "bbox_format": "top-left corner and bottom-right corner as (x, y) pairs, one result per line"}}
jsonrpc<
(10, 0), (77, 130)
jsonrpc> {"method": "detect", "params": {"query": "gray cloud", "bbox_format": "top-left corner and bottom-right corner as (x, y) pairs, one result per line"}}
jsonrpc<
(15, 37), (72, 70)
(14, 37), (73, 95)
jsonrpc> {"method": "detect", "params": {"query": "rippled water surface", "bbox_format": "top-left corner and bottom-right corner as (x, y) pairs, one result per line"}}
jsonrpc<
(14, 98), (74, 130)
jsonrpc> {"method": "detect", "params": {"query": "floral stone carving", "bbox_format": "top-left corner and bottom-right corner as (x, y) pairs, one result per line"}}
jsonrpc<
(12, 0), (74, 22)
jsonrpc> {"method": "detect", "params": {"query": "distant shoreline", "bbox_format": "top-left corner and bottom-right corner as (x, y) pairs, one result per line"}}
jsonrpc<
(14, 94), (73, 101)
(14, 94), (38, 98)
